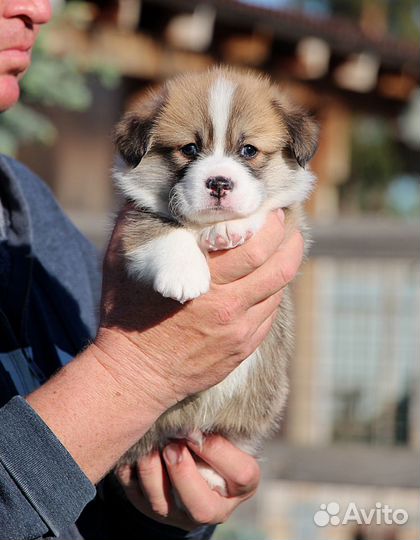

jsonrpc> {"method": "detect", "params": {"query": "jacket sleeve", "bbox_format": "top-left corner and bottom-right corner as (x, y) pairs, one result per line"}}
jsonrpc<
(0, 397), (215, 540)
(0, 396), (96, 539)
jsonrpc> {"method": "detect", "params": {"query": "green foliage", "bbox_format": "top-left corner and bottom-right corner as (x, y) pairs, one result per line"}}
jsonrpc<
(0, 104), (57, 156)
(351, 117), (400, 188)
(307, 0), (419, 40)
(340, 117), (402, 213)
(21, 46), (92, 110)
(388, 0), (420, 41)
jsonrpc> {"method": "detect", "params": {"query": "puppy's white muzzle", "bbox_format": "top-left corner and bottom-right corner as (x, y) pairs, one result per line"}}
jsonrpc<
(178, 154), (265, 224)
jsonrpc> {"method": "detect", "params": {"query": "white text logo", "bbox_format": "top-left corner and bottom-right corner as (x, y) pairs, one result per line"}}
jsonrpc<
(313, 502), (409, 527)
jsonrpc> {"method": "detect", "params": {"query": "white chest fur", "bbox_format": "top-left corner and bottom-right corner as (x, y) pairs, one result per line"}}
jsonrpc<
(215, 350), (259, 398)
(198, 350), (260, 431)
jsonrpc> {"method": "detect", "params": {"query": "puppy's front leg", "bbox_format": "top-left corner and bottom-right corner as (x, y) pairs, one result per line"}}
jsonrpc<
(200, 211), (267, 251)
(124, 218), (210, 303)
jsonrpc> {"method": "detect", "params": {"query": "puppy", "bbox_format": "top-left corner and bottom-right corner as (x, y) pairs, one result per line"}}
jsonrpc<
(113, 67), (318, 495)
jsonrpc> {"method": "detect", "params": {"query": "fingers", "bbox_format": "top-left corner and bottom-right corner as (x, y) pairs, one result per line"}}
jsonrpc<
(116, 455), (198, 531)
(116, 441), (259, 530)
(114, 463), (164, 522)
(230, 229), (304, 309)
(103, 203), (139, 271)
(209, 211), (285, 285)
(186, 435), (260, 498)
(245, 289), (283, 327)
(136, 450), (172, 518)
(247, 308), (279, 353)
(115, 463), (136, 486)
(163, 443), (239, 524)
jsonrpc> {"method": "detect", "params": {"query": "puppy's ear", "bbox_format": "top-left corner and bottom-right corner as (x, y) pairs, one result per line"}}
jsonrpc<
(285, 108), (319, 167)
(274, 100), (319, 168)
(114, 89), (166, 167)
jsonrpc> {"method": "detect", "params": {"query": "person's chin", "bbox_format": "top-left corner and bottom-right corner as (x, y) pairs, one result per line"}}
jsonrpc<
(0, 75), (21, 112)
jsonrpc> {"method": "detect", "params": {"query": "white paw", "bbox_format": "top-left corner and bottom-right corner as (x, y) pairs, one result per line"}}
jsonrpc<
(153, 251), (210, 303)
(173, 462), (227, 511)
(200, 215), (265, 252)
(127, 229), (211, 303)
(196, 462), (228, 496)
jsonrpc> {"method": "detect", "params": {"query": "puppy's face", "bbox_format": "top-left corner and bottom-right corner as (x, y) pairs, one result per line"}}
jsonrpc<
(115, 68), (318, 225)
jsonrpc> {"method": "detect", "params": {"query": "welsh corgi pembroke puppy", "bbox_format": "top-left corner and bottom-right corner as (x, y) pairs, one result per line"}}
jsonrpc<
(114, 67), (318, 495)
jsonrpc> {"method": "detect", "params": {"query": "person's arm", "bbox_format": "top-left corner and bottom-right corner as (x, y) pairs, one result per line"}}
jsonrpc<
(0, 396), (95, 538)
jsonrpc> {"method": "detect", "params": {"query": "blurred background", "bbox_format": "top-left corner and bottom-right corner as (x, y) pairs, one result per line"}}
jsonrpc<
(1, 0), (419, 538)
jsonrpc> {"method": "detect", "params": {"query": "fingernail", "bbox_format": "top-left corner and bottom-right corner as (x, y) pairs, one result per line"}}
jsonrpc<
(277, 209), (285, 223)
(186, 429), (204, 450)
(163, 443), (182, 465)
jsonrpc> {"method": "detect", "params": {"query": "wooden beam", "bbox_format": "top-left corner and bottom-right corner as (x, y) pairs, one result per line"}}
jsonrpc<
(44, 24), (213, 79)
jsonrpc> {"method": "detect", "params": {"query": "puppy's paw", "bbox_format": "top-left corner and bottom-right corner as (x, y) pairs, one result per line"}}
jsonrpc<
(200, 214), (266, 251)
(200, 221), (249, 251)
(172, 462), (227, 511)
(153, 250), (210, 303)
(127, 229), (211, 303)
(196, 462), (228, 496)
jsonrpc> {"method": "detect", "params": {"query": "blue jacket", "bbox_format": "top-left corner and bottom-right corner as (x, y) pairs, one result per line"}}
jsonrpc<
(0, 155), (214, 540)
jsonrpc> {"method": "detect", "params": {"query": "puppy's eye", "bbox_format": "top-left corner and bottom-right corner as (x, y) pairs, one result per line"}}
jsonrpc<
(240, 145), (258, 159)
(181, 143), (199, 158)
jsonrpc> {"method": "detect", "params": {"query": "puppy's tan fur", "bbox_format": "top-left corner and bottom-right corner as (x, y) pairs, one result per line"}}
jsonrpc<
(113, 68), (318, 490)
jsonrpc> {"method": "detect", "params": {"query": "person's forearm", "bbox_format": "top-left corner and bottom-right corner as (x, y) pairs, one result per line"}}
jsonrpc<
(26, 334), (167, 485)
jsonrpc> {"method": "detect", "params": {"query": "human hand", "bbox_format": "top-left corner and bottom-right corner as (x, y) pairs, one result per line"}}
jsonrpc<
(94, 208), (304, 414)
(115, 435), (260, 531)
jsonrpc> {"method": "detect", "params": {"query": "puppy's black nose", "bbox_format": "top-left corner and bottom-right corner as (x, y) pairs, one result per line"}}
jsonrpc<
(206, 176), (233, 198)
